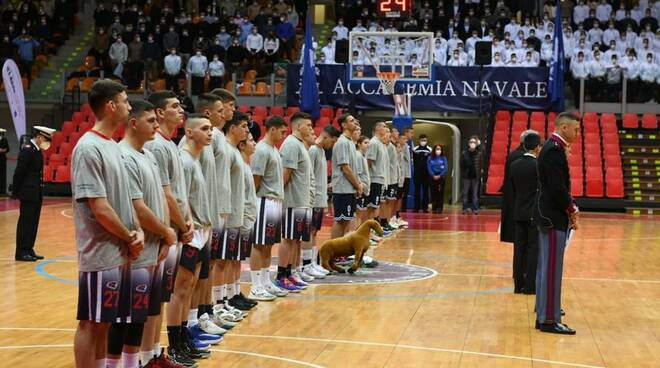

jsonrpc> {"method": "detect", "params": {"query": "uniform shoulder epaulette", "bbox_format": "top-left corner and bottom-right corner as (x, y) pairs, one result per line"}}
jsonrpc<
(22, 143), (34, 149)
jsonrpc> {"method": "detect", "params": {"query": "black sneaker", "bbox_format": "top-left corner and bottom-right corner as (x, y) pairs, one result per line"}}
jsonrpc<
(181, 332), (211, 359)
(167, 346), (198, 367)
(228, 295), (253, 311)
(236, 292), (258, 307)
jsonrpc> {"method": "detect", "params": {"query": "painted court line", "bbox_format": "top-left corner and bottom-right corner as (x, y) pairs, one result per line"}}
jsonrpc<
(0, 343), (325, 367)
(0, 328), (604, 368)
(438, 272), (660, 284)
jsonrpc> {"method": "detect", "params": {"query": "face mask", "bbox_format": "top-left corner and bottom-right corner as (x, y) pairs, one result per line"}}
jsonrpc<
(39, 140), (51, 151)
(435, 150), (442, 155)
(469, 143), (477, 149)
(196, 51), (202, 56)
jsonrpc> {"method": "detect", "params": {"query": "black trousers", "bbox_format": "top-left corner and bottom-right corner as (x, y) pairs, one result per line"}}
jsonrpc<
(513, 220), (538, 293)
(400, 178), (410, 212)
(414, 174), (430, 211)
(165, 74), (180, 93)
(191, 75), (205, 96)
(16, 200), (42, 257)
(430, 176), (446, 213)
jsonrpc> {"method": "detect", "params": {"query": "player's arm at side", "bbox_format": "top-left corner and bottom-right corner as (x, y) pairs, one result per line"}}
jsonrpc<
(340, 163), (362, 194)
(133, 198), (176, 245)
(87, 197), (136, 243)
(163, 184), (187, 231)
(253, 175), (262, 192)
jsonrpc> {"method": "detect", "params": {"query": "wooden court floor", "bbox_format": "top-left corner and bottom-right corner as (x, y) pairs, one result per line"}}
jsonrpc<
(1, 199), (660, 367)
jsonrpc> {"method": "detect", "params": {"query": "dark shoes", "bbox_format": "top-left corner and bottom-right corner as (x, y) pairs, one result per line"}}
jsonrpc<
(228, 294), (254, 311)
(30, 252), (44, 260)
(538, 322), (576, 335)
(15, 254), (37, 262)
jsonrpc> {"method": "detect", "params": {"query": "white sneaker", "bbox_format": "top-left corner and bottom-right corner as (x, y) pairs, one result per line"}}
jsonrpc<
(249, 287), (276, 301)
(213, 305), (242, 323)
(304, 265), (325, 279)
(290, 273), (309, 289)
(211, 313), (237, 329)
(224, 304), (247, 318)
(398, 218), (409, 227)
(312, 262), (329, 275)
(388, 217), (400, 229)
(198, 313), (227, 335)
(298, 270), (315, 282)
(264, 282), (289, 297)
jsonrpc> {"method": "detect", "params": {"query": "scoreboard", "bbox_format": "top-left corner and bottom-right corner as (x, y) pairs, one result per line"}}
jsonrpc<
(377, 0), (413, 19)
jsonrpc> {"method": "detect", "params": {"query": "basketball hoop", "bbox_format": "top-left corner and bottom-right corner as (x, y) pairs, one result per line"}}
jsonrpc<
(377, 71), (400, 95)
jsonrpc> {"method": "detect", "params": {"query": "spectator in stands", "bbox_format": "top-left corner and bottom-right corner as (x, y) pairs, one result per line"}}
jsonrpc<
(227, 37), (247, 76)
(164, 48), (182, 93)
(187, 49), (208, 95)
(163, 25), (179, 53)
(126, 34), (145, 89)
(246, 27), (264, 70)
(277, 13), (295, 60)
(639, 52), (659, 102)
(622, 51), (641, 102)
(179, 28), (193, 64)
(605, 54), (623, 101)
(570, 51), (590, 106)
(216, 25), (232, 50)
(427, 144), (448, 214)
(193, 34), (210, 56)
(208, 54), (225, 90)
(461, 137), (481, 215)
(588, 50), (607, 100)
(144, 34), (161, 82)
(640, 8), (658, 32)
(287, 4), (299, 28)
(490, 52), (506, 66)
(541, 34), (554, 66)
(13, 32), (40, 84)
(264, 32), (280, 67)
(89, 28), (110, 70)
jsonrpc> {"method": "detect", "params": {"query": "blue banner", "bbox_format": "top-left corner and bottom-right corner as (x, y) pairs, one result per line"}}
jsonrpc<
(287, 64), (562, 113)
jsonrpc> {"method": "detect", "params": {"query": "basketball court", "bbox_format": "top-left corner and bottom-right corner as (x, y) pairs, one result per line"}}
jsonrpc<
(1, 199), (659, 367)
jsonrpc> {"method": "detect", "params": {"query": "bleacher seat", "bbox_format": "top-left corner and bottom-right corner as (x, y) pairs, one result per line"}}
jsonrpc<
(238, 82), (253, 96)
(494, 118), (510, 134)
(79, 121), (93, 133)
(641, 114), (658, 129)
(605, 167), (624, 198)
(601, 132), (618, 144)
(53, 165), (71, 183)
(490, 151), (506, 165)
(286, 107), (300, 116)
(316, 117), (331, 127)
(49, 154), (64, 168)
(582, 112), (598, 126)
(604, 154), (621, 168)
(492, 130), (508, 144)
(51, 132), (65, 149)
(254, 82), (269, 96)
(68, 132), (83, 144)
(58, 142), (73, 157)
(622, 114), (638, 129)
(270, 106), (285, 116)
(512, 111), (528, 124)
(486, 176), (503, 194)
(252, 115), (264, 126)
(601, 120), (618, 135)
(61, 121), (75, 135)
(320, 107), (334, 119)
(495, 111), (511, 122)
(43, 165), (56, 182)
(238, 105), (251, 113)
(602, 143), (620, 156)
(571, 177), (584, 197)
(253, 106), (268, 117)
(600, 113), (616, 126)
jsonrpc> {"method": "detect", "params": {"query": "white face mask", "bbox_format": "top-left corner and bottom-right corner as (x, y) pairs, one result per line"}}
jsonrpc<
(469, 142), (477, 149)
(39, 140), (51, 151)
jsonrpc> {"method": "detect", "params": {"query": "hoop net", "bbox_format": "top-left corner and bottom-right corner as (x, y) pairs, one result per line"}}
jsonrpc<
(377, 71), (400, 95)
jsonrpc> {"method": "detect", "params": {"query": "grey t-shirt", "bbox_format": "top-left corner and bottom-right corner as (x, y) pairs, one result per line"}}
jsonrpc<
(399, 143), (411, 179)
(366, 137), (389, 185)
(212, 128), (233, 215)
(387, 142), (399, 186)
(180, 136), (219, 227)
(226, 142), (245, 228)
(72, 131), (135, 272)
(119, 141), (165, 268)
(308, 144), (327, 208)
(242, 159), (257, 232)
(280, 135), (312, 208)
(144, 132), (189, 228)
(331, 134), (359, 194)
(180, 149), (212, 230)
(251, 140), (284, 200)
(356, 150), (371, 196)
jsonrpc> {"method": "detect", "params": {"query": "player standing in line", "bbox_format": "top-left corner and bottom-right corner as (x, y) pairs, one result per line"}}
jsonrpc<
(366, 122), (392, 239)
(383, 126), (400, 231)
(355, 134), (371, 227)
(394, 127), (412, 227)
(301, 125), (339, 279)
(73, 80), (144, 368)
(249, 117), (291, 297)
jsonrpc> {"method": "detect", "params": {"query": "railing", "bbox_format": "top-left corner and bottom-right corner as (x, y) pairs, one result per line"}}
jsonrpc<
(578, 78), (660, 116)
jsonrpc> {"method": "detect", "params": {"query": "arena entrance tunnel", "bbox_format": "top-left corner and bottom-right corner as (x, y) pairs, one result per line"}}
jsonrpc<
(387, 119), (461, 205)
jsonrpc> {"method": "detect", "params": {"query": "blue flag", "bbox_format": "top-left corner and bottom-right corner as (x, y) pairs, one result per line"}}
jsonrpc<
(299, 14), (320, 120)
(548, 0), (565, 111)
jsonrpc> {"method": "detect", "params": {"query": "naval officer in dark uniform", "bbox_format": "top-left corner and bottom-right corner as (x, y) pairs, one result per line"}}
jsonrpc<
(510, 131), (541, 295)
(0, 128), (8, 195)
(12, 125), (55, 262)
(535, 112), (580, 335)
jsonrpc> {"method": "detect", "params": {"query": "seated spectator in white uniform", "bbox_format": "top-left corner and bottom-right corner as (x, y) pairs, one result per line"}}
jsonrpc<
(588, 50), (608, 100)
(332, 19), (349, 40)
(447, 50), (466, 66)
(603, 21), (620, 46)
(596, 0), (612, 23)
(570, 51), (590, 106)
(433, 39), (448, 65)
(588, 21), (604, 45)
(321, 40), (335, 63)
(605, 54), (623, 101)
(489, 52), (506, 66)
(352, 20), (367, 33)
(521, 51), (537, 67)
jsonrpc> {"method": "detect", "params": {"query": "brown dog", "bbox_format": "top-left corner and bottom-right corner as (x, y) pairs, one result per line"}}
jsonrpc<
(319, 219), (384, 274)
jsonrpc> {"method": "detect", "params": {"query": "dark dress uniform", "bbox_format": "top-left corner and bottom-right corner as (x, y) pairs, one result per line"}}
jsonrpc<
(12, 139), (44, 261)
(500, 144), (525, 243)
(535, 133), (577, 334)
(0, 132), (8, 195)
(510, 153), (539, 294)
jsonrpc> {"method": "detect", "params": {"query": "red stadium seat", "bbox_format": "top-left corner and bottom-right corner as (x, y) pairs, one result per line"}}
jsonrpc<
(604, 154), (621, 168)
(72, 112), (83, 125)
(586, 177), (604, 197)
(601, 120), (617, 135)
(112, 124), (124, 141)
(602, 143), (620, 156)
(530, 111), (545, 122)
(253, 106), (268, 117)
(252, 115), (264, 126)
(582, 112), (598, 126)
(51, 132), (65, 148)
(490, 151), (506, 165)
(488, 164), (504, 176)
(493, 130), (508, 144)
(494, 118), (510, 133)
(68, 132), (83, 145)
(495, 111), (511, 122)
(270, 106), (285, 116)
(512, 111), (528, 125)
(486, 176), (503, 194)
(79, 121), (93, 133)
(335, 108), (345, 117)
(320, 107), (334, 119)
(600, 113), (616, 126)
(238, 105), (251, 113)
(571, 177), (584, 197)
(316, 117), (331, 127)
(58, 142), (73, 156)
(43, 165), (56, 182)
(641, 114), (658, 129)
(53, 165), (71, 183)
(622, 113), (638, 129)
(49, 153), (64, 167)
(601, 132), (618, 143)
(605, 178), (624, 198)
(529, 119), (545, 137)
(491, 140), (507, 155)
(286, 107), (300, 115)
(61, 121), (75, 135)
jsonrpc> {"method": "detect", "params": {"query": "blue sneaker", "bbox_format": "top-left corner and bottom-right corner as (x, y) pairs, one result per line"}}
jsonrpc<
(188, 324), (222, 345)
(192, 338), (212, 351)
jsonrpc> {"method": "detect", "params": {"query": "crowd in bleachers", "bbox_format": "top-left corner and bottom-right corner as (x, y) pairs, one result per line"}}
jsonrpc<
(89, 0), (307, 94)
(0, 0), (78, 88)
(312, 0), (660, 103)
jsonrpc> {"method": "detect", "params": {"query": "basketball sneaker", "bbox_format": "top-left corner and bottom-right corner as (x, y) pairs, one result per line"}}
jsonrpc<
(289, 273), (309, 289)
(223, 303), (248, 318)
(197, 313), (227, 335)
(180, 333), (210, 359)
(144, 348), (186, 368)
(312, 262), (329, 275)
(276, 277), (301, 292)
(303, 264), (325, 279)
(264, 281), (289, 297)
(249, 287), (277, 301)
(236, 292), (258, 307)
(166, 346), (198, 367)
(228, 295), (253, 311)
(187, 324), (222, 345)
(211, 309), (237, 329)
(213, 304), (243, 323)
(297, 269), (315, 282)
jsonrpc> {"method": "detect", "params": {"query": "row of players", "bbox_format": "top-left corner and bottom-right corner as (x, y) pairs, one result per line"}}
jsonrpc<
(72, 81), (413, 368)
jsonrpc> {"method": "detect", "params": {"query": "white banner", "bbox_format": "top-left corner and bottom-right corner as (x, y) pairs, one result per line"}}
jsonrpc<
(2, 59), (26, 141)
